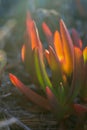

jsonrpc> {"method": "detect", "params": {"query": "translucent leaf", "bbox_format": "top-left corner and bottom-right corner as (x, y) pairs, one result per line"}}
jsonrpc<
(80, 62), (87, 101)
(83, 47), (87, 63)
(42, 22), (53, 46)
(45, 46), (63, 88)
(9, 73), (51, 111)
(54, 31), (64, 62)
(60, 20), (74, 75)
(21, 42), (35, 78)
(21, 13), (43, 83)
(26, 12), (42, 51)
(67, 47), (84, 102)
(34, 48), (52, 91)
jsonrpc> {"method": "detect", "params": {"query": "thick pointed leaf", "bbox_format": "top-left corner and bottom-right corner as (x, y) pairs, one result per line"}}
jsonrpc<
(45, 46), (63, 88)
(57, 84), (66, 104)
(22, 15), (37, 75)
(42, 22), (53, 46)
(71, 28), (82, 49)
(9, 73), (51, 111)
(53, 31), (64, 62)
(60, 20), (74, 75)
(45, 46), (61, 71)
(21, 42), (37, 83)
(26, 13), (42, 51)
(80, 61), (87, 101)
(67, 47), (84, 102)
(21, 13), (43, 84)
(34, 48), (52, 91)
(73, 104), (87, 115)
(83, 47), (87, 63)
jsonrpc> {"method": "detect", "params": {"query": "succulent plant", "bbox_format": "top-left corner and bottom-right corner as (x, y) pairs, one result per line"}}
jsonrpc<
(9, 13), (87, 121)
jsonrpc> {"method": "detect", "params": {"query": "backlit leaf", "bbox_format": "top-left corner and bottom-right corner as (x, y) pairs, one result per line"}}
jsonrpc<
(9, 73), (51, 111)
(42, 22), (53, 46)
(60, 20), (74, 75)
(45, 46), (63, 88)
(54, 31), (64, 62)
(34, 48), (52, 91)
(26, 13), (42, 51)
(68, 47), (84, 101)
(83, 47), (87, 63)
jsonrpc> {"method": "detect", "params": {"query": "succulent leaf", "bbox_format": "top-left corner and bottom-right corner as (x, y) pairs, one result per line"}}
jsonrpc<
(68, 47), (84, 101)
(73, 104), (87, 115)
(45, 46), (63, 88)
(57, 84), (66, 104)
(83, 47), (87, 63)
(80, 62), (87, 101)
(34, 48), (52, 91)
(9, 73), (51, 111)
(60, 20), (74, 75)
(26, 12), (42, 50)
(54, 31), (64, 62)
(42, 22), (53, 46)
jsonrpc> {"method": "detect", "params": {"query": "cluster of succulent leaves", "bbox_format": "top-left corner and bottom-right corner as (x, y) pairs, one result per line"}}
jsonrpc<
(9, 13), (87, 121)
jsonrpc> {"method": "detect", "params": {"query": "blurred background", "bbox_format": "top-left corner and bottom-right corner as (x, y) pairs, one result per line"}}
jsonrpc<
(0, 0), (87, 50)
